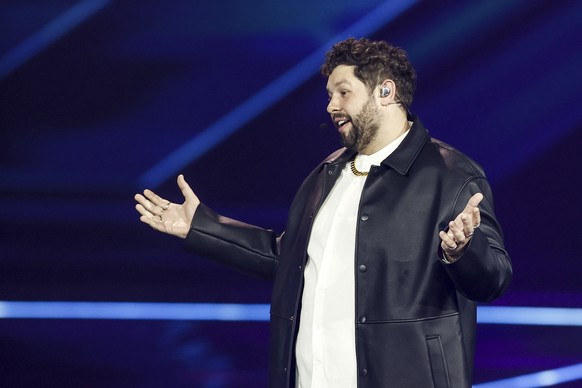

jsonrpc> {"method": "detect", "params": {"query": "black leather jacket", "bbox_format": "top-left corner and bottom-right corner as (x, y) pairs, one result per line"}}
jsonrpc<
(185, 116), (512, 388)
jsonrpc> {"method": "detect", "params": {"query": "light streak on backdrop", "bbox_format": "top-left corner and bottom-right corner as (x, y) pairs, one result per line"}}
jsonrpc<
(1, 301), (581, 387)
(473, 363), (582, 388)
(1, 302), (582, 326)
(139, 0), (419, 188)
(0, 0), (112, 80)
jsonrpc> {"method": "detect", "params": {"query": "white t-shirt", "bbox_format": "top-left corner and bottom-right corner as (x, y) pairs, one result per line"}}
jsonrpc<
(296, 130), (409, 388)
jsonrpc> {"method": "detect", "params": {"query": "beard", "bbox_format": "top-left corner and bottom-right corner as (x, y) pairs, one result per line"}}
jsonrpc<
(339, 97), (382, 152)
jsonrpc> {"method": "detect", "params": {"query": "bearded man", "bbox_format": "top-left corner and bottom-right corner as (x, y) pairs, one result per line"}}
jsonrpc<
(135, 37), (512, 388)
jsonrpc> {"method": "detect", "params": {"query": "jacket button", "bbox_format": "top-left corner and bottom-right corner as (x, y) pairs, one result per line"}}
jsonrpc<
(358, 264), (367, 272)
(298, 265), (302, 270)
(359, 316), (367, 323)
(360, 214), (369, 221)
(360, 368), (368, 377)
(328, 170), (333, 175)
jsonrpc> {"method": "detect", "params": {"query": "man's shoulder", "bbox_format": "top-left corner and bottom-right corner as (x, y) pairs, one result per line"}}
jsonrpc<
(425, 137), (486, 178)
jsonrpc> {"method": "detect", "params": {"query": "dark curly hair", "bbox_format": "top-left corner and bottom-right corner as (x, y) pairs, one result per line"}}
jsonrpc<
(321, 37), (416, 108)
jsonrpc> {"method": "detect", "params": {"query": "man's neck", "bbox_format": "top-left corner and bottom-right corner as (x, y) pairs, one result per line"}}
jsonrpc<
(360, 114), (410, 155)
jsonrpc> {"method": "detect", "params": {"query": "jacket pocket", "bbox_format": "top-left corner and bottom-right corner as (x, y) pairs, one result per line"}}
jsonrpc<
(426, 335), (452, 388)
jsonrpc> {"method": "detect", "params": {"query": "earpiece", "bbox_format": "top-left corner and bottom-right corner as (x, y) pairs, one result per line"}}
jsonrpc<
(380, 86), (391, 98)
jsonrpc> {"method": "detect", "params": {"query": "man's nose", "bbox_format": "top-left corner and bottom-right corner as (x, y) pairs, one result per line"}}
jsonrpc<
(327, 96), (339, 113)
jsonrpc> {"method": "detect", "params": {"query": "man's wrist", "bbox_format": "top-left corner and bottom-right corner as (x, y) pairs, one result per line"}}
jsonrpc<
(441, 250), (460, 264)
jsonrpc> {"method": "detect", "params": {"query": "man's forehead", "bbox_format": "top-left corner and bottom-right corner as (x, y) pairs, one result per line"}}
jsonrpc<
(326, 65), (358, 91)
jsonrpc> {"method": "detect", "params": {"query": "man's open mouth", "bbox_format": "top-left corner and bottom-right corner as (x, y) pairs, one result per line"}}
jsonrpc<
(335, 119), (351, 129)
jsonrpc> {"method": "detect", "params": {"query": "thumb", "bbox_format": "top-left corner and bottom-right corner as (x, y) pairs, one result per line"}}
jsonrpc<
(468, 193), (484, 208)
(177, 174), (200, 205)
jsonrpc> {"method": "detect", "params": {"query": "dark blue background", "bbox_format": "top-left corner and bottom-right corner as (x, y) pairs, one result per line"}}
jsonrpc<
(1, 0), (581, 386)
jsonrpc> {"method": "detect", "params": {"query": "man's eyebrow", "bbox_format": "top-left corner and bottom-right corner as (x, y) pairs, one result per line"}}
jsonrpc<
(326, 79), (352, 93)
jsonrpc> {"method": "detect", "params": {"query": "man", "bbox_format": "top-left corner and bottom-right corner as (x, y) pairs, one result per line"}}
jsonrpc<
(135, 38), (512, 388)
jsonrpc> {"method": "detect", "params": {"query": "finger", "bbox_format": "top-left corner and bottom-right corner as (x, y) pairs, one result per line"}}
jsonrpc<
(136, 204), (159, 226)
(439, 231), (458, 250)
(145, 190), (172, 215)
(457, 193), (482, 221)
(177, 174), (200, 204)
(134, 193), (151, 208)
(468, 192), (483, 208)
(138, 213), (156, 226)
(461, 214), (475, 237)
(472, 207), (481, 229)
(135, 203), (149, 218)
(442, 229), (459, 248)
(143, 189), (171, 209)
(461, 193), (483, 215)
(135, 204), (161, 222)
(134, 194), (157, 215)
(446, 229), (456, 242)
(449, 221), (466, 243)
(137, 203), (166, 226)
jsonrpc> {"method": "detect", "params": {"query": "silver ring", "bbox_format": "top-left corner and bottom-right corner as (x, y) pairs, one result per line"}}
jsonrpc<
(163, 201), (170, 210)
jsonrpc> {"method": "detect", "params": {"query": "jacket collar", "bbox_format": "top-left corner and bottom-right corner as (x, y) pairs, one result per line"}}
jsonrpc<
(324, 115), (430, 176)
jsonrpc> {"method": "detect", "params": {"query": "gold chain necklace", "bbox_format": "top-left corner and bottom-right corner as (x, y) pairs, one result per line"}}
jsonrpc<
(350, 120), (412, 177)
(350, 157), (368, 176)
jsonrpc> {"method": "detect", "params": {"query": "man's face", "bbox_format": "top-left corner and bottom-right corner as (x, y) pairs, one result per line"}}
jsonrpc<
(326, 65), (381, 152)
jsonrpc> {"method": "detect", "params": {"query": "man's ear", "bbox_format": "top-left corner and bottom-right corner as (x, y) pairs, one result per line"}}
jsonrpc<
(379, 79), (397, 105)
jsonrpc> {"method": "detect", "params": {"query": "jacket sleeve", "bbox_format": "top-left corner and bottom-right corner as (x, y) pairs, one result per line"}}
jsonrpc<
(441, 177), (513, 302)
(183, 203), (280, 281)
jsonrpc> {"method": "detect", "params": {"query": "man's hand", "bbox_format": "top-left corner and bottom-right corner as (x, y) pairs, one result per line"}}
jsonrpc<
(439, 193), (483, 262)
(134, 174), (200, 239)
